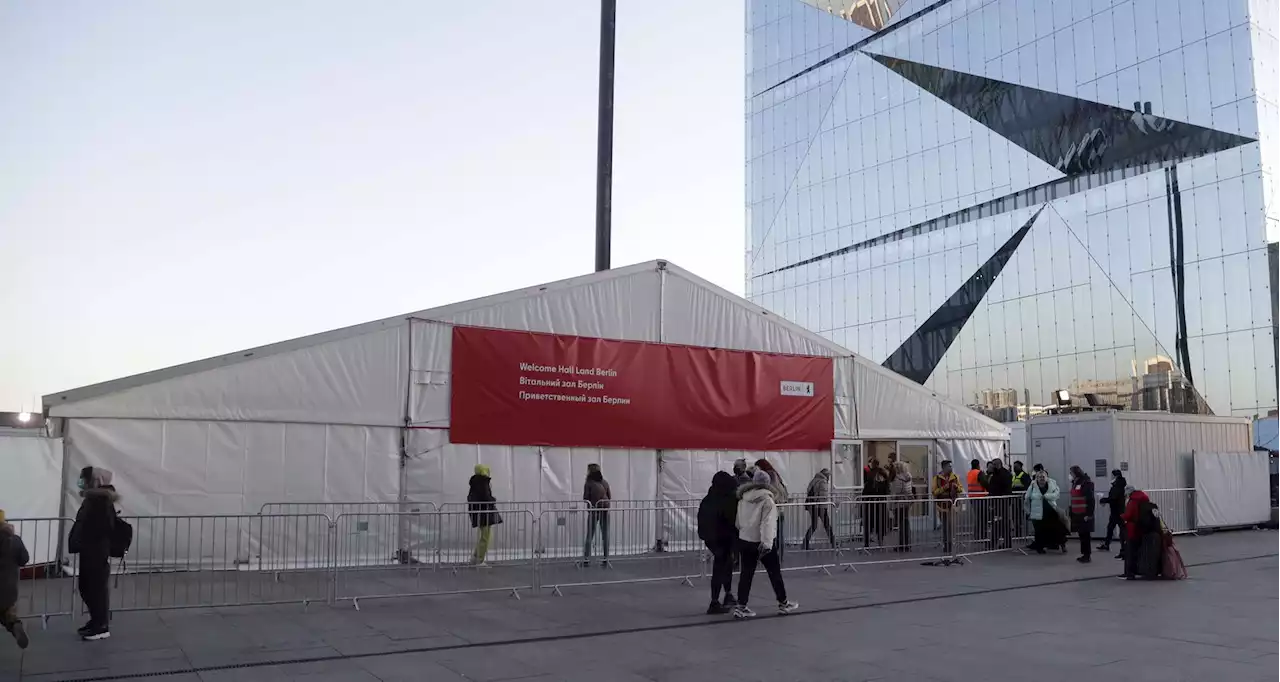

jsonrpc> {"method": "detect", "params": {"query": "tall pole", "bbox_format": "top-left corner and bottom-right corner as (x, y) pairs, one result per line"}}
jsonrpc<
(594, 0), (616, 272)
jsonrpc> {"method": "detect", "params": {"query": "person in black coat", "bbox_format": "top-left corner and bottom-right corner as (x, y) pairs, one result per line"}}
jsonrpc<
(68, 466), (119, 641)
(466, 464), (502, 566)
(985, 459), (1015, 549)
(697, 471), (739, 614)
(1097, 470), (1128, 556)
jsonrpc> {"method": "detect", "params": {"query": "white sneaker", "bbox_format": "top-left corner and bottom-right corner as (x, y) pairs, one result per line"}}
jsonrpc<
(732, 605), (757, 619)
(777, 600), (800, 615)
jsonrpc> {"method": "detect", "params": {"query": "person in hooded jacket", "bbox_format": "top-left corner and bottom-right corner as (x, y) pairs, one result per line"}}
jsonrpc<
(697, 471), (739, 614)
(1097, 469), (1128, 557)
(753, 459), (789, 560)
(467, 464), (502, 566)
(803, 468), (836, 551)
(582, 464), (611, 565)
(68, 466), (118, 641)
(1120, 487), (1163, 579)
(733, 470), (799, 619)
(0, 510), (31, 649)
(1024, 470), (1067, 553)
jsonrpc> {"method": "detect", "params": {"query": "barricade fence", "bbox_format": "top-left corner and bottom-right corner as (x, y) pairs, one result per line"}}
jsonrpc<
(7, 488), (1195, 620)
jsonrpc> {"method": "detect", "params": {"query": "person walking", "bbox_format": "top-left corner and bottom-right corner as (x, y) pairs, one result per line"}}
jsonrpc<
(931, 460), (963, 554)
(732, 470), (799, 619)
(1067, 466), (1096, 563)
(0, 510), (31, 649)
(1024, 470), (1066, 553)
(803, 469), (836, 551)
(68, 466), (118, 641)
(467, 464), (503, 566)
(697, 471), (739, 614)
(1097, 469), (1128, 558)
(753, 459), (789, 560)
(581, 463), (611, 566)
(889, 461), (915, 552)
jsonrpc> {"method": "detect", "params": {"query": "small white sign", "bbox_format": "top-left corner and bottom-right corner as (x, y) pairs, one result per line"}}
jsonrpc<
(780, 381), (815, 397)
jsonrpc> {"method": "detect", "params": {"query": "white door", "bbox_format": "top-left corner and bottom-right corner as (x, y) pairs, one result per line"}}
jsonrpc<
(1032, 437), (1067, 484)
(830, 440), (863, 494)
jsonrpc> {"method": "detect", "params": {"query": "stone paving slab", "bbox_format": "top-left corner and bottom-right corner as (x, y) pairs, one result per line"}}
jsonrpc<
(0, 530), (1274, 681)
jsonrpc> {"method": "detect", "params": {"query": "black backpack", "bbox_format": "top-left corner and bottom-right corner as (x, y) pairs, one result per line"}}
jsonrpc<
(109, 513), (133, 558)
(1136, 501), (1161, 535)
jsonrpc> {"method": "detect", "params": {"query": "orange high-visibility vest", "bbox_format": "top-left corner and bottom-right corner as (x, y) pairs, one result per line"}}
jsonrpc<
(966, 469), (987, 497)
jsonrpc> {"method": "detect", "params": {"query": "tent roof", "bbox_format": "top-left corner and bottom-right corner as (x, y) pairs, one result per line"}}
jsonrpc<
(44, 259), (1006, 440)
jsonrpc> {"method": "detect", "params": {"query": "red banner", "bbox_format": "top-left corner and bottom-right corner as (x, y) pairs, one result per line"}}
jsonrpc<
(448, 326), (834, 451)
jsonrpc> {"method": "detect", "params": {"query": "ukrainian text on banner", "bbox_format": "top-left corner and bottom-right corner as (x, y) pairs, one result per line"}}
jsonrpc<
(449, 326), (834, 450)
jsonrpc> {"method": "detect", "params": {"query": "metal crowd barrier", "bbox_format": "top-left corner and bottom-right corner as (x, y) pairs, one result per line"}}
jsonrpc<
(1142, 488), (1196, 534)
(9, 488), (1198, 621)
(332, 510), (538, 609)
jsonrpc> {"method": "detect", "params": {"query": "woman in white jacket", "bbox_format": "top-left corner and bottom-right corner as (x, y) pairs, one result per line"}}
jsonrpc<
(1025, 470), (1067, 554)
(733, 470), (800, 619)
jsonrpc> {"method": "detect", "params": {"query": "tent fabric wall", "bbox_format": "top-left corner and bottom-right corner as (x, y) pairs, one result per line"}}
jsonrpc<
(1193, 451), (1271, 528)
(49, 327), (407, 427)
(0, 435), (63, 566)
(64, 418), (400, 568)
(44, 260), (1007, 566)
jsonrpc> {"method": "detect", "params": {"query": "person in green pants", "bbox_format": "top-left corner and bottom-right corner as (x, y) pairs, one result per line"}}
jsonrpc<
(467, 464), (502, 566)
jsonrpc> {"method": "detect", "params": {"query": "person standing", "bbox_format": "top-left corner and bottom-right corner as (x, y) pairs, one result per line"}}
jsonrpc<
(803, 469), (836, 551)
(733, 459), (752, 486)
(582, 463), (611, 566)
(467, 464), (503, 566)
(753, 459), (789, 560)
(732, 470), (799, 619)
(889, 461), (915, 552)
(931, 460), (963, 554)
(697, 472), (739, 614)
(965, 459), (988, 545)
(1024, 470), (1065, 553)
(68, 466), (118, 641)
(1120, 487), (1162, 579)
(0, 510), (31, 649)
(862, 458), (891, 546)
(986, 459), (1014, 549)
(1011, 461), (1031, 493)
(1098, 469), (1128, 558)
(1067, 466), (1096, 563)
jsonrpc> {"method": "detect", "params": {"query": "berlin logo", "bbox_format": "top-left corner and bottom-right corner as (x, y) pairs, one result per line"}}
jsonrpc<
(780, 381), (815, 397)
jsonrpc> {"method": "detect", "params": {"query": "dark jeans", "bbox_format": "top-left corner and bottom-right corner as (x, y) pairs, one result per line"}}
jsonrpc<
(894, 507), (911, 549)
(1073, 515), (1092, 558)
(804, 507), (835, 549)
(78, 555), (111, 627)
(736, 538), (786, 606)
(990, 498), (1014, 549)
(938, 510), (954, 553)
(774, 514), (785, 562)
(584, 510), (609, 558)
(1103, 515), (1126, 552)
(707, 544), (734, 602)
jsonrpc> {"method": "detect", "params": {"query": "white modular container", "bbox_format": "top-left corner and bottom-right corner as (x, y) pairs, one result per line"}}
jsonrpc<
(1027, 412), (1253, 534)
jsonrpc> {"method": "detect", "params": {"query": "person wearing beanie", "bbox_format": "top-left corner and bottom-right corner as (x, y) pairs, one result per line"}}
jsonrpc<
(581, 463), (611, 565)
(467, 464), (502, 566)
(0, 510), (31, 649)
(732, 469), (799, 618)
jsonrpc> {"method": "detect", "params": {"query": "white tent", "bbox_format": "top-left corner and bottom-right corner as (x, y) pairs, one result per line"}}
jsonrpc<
(44, 260), (1006, 564)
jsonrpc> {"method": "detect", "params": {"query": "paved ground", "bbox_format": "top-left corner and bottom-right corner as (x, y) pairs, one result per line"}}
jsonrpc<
(1, 531), (1275, 682)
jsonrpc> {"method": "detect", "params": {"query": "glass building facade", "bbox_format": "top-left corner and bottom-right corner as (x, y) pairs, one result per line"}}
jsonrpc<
(746, 0), (1280, 420)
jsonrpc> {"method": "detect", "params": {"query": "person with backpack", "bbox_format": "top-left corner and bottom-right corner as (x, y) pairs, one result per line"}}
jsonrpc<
(697, 471), (739, 614)
(803, 468), (835, 551)
(0, 510), (31, 649)
(467, 464), (502, 566)
(1120, 487), (1162, 580)
(68, 466), (120, 641)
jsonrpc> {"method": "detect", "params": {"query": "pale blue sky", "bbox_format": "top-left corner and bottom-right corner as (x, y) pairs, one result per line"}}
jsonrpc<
(0, 1), (747, 410)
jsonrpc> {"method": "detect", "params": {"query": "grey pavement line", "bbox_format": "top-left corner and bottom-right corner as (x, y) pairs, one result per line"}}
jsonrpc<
(24, 552), (1278, 682)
